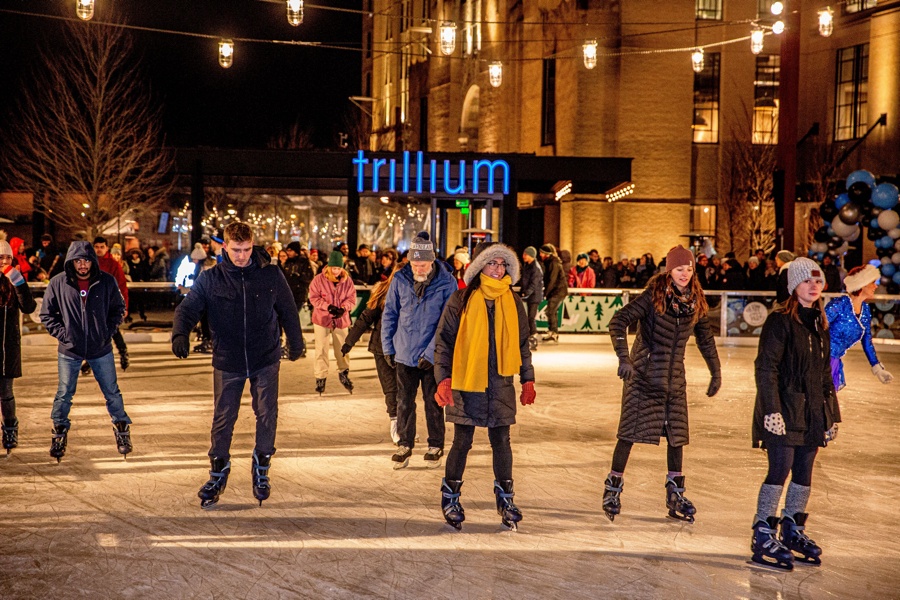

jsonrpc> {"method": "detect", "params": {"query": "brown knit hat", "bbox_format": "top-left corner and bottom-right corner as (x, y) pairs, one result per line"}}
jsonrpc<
(665, 245), (694, 272)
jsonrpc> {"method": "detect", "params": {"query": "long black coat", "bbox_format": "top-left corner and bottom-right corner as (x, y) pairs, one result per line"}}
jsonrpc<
(609, 288), (720, 446)
(519, 260), (544, 304)
(344, 305), (385, 355)
(753, 307), (840, 448)
(1, 280), (36, 378)
(435, 289), (534, 428)
(542, 256), (568, 299)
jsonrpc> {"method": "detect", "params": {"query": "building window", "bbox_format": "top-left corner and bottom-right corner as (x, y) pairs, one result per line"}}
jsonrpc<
(753, 55), (780, 145)
(541, 59), (556, 146)
(691, 205), (716, 236)
(844, 1), (877, 13)
(757, 0), (775, 17)
(696, 0), (722, 20)
(834, 44), (869, 141)
(693, 52), (720, 144)
(463, 0), (482, 56)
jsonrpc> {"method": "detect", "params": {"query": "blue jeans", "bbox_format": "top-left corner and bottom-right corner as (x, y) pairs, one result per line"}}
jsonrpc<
(52, 352), (131, 428)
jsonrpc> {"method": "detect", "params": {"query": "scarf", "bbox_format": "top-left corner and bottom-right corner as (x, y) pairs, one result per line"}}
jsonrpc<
(452, 273), (522, 392)
(413, 263), (437, 297)
(666, 281), (697, 319)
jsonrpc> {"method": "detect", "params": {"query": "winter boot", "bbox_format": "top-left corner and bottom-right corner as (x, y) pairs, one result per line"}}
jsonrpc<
(423, 447), (444, 468)
(113, 422), (133, 458)
(665, 475), (697, 523)
(50, 425), (68, 463)
(392, 445), (412, 470)
(339, 369), (353, 394)
(251, 449), (272, 506)
(2, 419), (18, 454)
(441, 478), (465, 530)
(80, 361), (92, 376)
(780, 512), (822, 565)
(541, 331), (559, 343)
(494, 480), (523, 531)
(389, 418), (400, 445)
(751, 517), (794, 570)
(198, 457), (231, 509)
(315, 378), (326, 395)
(602, 474), (623, 522)
(119, 349), (130, 371)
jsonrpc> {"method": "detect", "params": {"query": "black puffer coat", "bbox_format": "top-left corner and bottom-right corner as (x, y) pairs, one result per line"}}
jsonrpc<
(1, 279), (37, 378)
(609, 287), (720, 446)
(344, 305), (385, 355)
(542, 255), (568, 299)
(753, 307), (840, 448)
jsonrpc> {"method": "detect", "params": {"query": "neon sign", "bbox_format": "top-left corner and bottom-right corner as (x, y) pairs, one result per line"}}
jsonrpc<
(353, 150), (510, 196)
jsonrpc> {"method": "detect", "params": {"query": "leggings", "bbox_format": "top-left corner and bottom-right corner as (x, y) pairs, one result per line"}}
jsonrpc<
(763, 444), (818, 487)
(445, 424), (513, 481)
(0, 377), (14, 424)
(611, 439), (683, 474)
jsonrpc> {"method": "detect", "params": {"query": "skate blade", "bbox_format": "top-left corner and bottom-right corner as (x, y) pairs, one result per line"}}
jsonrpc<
(501, 520), (519, 532)
(667, 511), (695, 524)
(792, 554), (822, 566)
(604, 512), (617, 522)
(748, 557), (794, 571)
(424, 459), (443, 469)
(392, 459), (410, 470)
(445, 521), (462, 531)
(200, 499), (221, 510)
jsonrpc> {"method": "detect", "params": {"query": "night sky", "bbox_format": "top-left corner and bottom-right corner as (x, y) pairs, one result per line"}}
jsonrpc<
(0, 0), (362, 149)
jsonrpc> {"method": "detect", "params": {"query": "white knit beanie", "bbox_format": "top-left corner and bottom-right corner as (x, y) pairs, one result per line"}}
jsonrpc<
(787, 257), (825, 295)
(0, 231), (11, 257)
(843, 264), (881, 293)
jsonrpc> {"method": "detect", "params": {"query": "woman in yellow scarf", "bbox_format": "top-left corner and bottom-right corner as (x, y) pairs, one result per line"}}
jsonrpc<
(433, 242), (536, 531)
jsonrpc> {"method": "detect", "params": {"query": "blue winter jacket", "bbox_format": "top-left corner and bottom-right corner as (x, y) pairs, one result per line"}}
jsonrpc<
(40, 242), (126, 360)
(381, 260), (456, 367)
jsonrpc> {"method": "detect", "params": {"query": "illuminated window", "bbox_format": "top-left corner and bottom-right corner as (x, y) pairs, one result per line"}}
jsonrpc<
(696, 0), (722, 20)
(844, 1), (876, 14)
(462, 0), (482, 56)
(834, 44), (869, 141)
(691, 205), (716, 236)
(693, 52), (720, 144)
(753, 55), (780, 145)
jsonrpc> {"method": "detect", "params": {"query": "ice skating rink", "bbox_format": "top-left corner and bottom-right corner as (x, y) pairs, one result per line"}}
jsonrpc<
(2, 338), (898, 599)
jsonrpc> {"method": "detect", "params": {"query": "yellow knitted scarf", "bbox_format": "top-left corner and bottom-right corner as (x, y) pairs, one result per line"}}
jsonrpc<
(452, 273), (522, 392)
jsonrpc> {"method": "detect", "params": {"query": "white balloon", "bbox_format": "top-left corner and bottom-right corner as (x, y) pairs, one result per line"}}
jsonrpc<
(837, 241), (849, 255)
(895, 239), (900, 251)
(830, 217), (856, 238)
(877, 209), (900, 230)
(845, 226), (861, 242)
(889, 228), (900, 240)
(816, 242), (829, 253)
(892, 252), (900, 265)
(881, 257), (892, 266)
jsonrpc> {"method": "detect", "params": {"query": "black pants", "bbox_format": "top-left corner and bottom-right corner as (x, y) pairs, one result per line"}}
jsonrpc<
(546, 295), (564, 333)
(445, 424), (513, 481)
(210, 361), (280, 459)
(374, 353), (398, 418)
(395, 363), (444, 450)
(611, 438), (684, 473)
(764, 444), (818, 487)
(0, 377), (15, 425)
(526, 302), (539, 337)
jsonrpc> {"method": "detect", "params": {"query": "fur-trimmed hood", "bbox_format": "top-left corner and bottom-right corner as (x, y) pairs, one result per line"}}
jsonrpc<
(464, 242), (520, 286)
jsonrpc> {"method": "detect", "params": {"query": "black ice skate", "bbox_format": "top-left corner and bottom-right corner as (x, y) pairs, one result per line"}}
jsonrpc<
(119, 350), (130, 371)
(541, 331), (559, 343)
(751, 517), (794, 571)
(315, 378), (326, 395)
(339, 369), (353, 394)
(665, 476), (696, 523)
(2, 420), (18, 455)
(80, 362), (92, 376)
(441, 478), (465, 531)
(113, 422), (132, 458)
(252, 449), (272, 506)
(780, 512), (822, 565)
(193, 339), (212, 354)
(50, 425), (68, 463)
(198, 457), (231, 509)
(602, 474), (623, 522)
(392, 445), (412, 470)
(494, 480), (523, 531)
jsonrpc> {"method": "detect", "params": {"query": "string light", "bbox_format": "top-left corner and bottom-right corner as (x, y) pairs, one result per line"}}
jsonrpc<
(772, 20), (785, 34)
(489, 61), (502, 87)
(218, 39), (234, 68)
(818, 7), (834, 37)
(691, 48), (704, 73)
(287, 0), (303, 26)
(75, 0), (93, 21)
(770, 1), (784, 16)
(440, 21), (457, 55)
(582, 39), (598, 70)
(750, 25), (764, 54)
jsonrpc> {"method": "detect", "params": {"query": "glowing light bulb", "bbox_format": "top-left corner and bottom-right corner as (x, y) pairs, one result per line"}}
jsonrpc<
(287, 0), (304, 26)
(818, 7), (834, 37)
(76, 0), (94, 21)
(750, 26), (764, 54)
(583, 39), (598, 70)
(489, 61), (503, 88)
(691, 48), (705, 73)
(772, 20), (785, 34)
(218, 39), (234, 69)
(440, 22), (457, 55)
(771, 1), (784, 16)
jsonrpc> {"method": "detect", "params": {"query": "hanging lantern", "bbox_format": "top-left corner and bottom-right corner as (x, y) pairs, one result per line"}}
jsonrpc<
(286, 0), (304, 26)
(218, 39), (234, 69)
(583, 39), (598, 70)
(488, 61), (503, 88)
(691, 48), (704, 73)
(76, 0), (94, 21)
(818, 7), (834, 37)
(770, 1), (784, 16)
(772, 20), (785, 34)
(750, 25), (764, 55)
(440, 21), (457, 55)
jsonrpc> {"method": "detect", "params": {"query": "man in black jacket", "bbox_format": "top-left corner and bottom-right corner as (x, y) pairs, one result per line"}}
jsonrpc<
(519, 246), (544, 350)
(539, 244), (568, 343)
(40, 241), (131, 462)
(282, 241), (314, 357)
(172, 222), (305, 509)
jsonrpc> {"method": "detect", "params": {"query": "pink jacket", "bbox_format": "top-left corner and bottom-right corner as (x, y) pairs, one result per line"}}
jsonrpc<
(567, 266), (596, 289)
(309, 269), (356, 329)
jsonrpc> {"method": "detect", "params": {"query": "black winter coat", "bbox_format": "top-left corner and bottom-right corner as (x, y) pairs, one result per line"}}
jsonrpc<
(282, 255), (315, 307)
(1, 279), (36, 378)
(172, 247), (304, 374)
(753, 307), (840, 448)
(519, 260), (544, 304)
(434, 289), (534, 428)
(344, 305), (385, 355)
(542, 256), (567, 299)
(609, 288), (720, 446)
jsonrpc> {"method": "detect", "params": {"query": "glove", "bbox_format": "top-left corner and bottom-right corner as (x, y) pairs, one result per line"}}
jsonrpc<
(617, 359), (634, 382)
(172, 334), (189, 359)
(340, 343), (352, 357)
(872, 363), (894, 384)
(0, 265), (24, 287)
(418, 357), (433, 371)
(707, 374), (722, 397)
(328, 305), (346, 318)
(288, 344), (305, 361)
(386, 354), (396, 369)
(763, 413), (786, 436)
(519, 381), (536, 405)
(435, 378), (453, 407)
(824, 423), (839, 443)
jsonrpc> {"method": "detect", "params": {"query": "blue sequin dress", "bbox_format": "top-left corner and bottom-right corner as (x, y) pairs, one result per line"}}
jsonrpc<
(824, 294), (879, 391)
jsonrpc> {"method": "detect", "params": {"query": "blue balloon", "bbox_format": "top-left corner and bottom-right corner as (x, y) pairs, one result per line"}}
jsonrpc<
(880, 236), (894, 248)
(827, 227), (836, 237)
(872, 218), (881, 229)
(883, 264), (897, 277)
(847, 170), (876, 189)
(835, 193), (850, 209)
(893, 271), (900, 285)
(816, 252), (825, 261)
(872, 183), (900, 210)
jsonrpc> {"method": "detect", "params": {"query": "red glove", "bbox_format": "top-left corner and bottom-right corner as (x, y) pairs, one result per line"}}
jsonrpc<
(519, 381), (536, 405)
(435, 378), (454, 407)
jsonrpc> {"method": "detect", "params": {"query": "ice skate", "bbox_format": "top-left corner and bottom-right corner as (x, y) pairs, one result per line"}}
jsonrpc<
(602, 474), (623, 522)
(781, 512), (822, 565)
(541, 331), (559, 343)
(392, 445), (412, 470)
(113, 422), (132, 458)
(251, 449), (272, 506)
(193, 339), (212, 354)
(389, 418), (400, 445)
(2, 420), (18, 455)
(494, 480), (523, 531)
(198, 457), (231, 509)
(119, 349), (130, 371)
(528, 335), (538, 351)
(423, 447), (443, 468)
(751, 517), (794, 571)
(441, 478), (465, 530)
(665, 475), (696, 523)
(338, 369), (353, 394)
(80, 362), (92, 376)
(49, 425), (68, 463)
(315, 378), (326, 395)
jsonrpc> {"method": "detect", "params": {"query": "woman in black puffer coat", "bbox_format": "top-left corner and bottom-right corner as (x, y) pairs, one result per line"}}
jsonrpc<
(602, 245), (721, 524)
